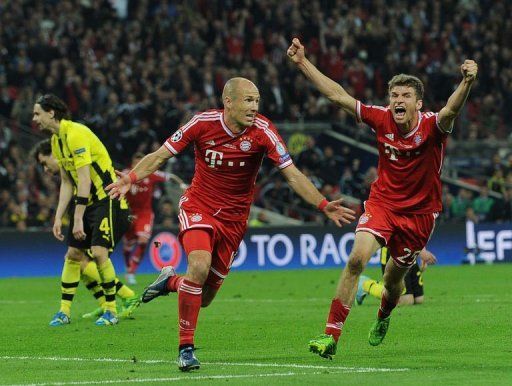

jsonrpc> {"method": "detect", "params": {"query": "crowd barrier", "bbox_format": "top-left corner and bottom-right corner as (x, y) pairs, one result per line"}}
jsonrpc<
(1, 221), (510, 278)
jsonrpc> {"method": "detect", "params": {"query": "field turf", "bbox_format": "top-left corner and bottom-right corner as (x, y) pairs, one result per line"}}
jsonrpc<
(0, 264), (510, 385)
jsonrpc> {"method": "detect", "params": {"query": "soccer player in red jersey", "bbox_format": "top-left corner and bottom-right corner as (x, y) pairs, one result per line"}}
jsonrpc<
(122, 152), (186, 285)
(106, 77), (356, 371)
(287, 37), (478, 358)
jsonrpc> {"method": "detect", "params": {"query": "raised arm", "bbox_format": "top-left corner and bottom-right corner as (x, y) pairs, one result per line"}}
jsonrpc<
(438, 60), (478, 133)
(287, 38), (357, 116)
(106, 145), (173, 199)
(280, 164), (355, 227)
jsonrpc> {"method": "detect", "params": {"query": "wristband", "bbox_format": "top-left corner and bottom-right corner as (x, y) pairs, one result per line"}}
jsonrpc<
(75, 196), (88, 206)
(317, 198), (328, 211)
(128, 171), (138, 184)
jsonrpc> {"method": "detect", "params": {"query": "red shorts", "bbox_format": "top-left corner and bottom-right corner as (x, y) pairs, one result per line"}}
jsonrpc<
(124, 211), (154, 241)
(356, 201), (438, 268)
(178, 202), (247, 285)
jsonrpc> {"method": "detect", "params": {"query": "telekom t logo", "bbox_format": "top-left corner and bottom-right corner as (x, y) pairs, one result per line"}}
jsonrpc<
(205, 149), (224, 168)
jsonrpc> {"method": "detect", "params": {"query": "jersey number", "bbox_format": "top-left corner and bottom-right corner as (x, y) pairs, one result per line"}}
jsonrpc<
(99, 218), (111, 235)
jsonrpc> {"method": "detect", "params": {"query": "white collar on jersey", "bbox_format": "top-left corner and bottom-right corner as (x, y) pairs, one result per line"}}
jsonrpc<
(220, 112), (249, 137)
(401, 111), (423, 139)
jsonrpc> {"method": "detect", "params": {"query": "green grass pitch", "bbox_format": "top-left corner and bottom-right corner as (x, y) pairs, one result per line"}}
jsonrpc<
(0, 264), (510, 385)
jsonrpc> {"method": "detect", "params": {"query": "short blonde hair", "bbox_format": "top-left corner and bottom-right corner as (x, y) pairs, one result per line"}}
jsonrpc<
(388, 74), (424, 100)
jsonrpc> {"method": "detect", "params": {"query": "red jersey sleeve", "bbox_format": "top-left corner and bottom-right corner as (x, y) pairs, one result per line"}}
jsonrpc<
(150, 171), (167, 184)
(355, 101), (389, 133)
(260, 120), (293, 169)
(164, 113), (205, 155)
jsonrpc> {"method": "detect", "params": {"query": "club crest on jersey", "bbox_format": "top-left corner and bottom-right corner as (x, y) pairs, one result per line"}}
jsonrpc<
(414, 134), (422, 145)
(359, 213), (371, 224)
(190, 213), (202, 222)
(239, 138), (252, 151)
(171, 130), (183, 142)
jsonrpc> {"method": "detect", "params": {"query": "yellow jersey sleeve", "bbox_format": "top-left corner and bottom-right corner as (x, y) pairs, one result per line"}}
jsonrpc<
(66, 127), (92, 169)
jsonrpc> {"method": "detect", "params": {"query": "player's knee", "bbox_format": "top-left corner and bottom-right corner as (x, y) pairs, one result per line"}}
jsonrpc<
(90, 246), (109, 264)
(346, 254), (365, 276)
(414, 296), (424, 305)
(187, 259), (210, 284)
(66, 248), (84, 262)
(398, 294), (414, 306)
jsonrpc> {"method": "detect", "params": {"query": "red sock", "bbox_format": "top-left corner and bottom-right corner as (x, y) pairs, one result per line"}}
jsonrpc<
(123, 248), (131, 270)
(325, 299), (351, 342)
(378, 292), (398, 319)
(166, 275), (184, 292)
(127, 242), (147, 273)
(178, 279), (202, 346)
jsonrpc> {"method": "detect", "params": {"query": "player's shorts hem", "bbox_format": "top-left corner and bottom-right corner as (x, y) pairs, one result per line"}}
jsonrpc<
(390, 257), (415, 269)
(209, 266), (227, 279)
(355, 228), (388, 245)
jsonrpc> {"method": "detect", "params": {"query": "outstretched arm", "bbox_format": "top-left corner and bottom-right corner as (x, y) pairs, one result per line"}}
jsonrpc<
(106, 145), (173, 199)
(287, 38), (357, 116)
(280, 164), (356, 227)
(438, 60), (478, 132)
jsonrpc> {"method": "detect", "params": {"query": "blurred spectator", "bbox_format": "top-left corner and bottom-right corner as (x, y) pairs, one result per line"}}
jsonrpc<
(487, 169), (506, 195)
(450, 188), (473, 222)
(154, 199), (178, 228)
(488, 187), (512, 223)
(0, 0), (510, 228)
(472, 186), (494, 222)
(318, 145), (344, 186)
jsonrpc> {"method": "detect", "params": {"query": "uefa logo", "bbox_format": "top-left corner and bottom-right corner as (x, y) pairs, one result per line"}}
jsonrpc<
(149, 232), (183, 271)
(171, 129), (183, 142)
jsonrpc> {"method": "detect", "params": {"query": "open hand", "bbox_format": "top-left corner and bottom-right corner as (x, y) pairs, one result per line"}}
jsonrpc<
(105, 170), (132, 200)
(419, 249), (437, 271)
(322, 198), (356, 227)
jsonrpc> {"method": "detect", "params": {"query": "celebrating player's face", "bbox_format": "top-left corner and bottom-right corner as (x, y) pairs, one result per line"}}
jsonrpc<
(32, 103), (54, 133)
(232, 84), (260, 127)
(389, 86), (422, 129)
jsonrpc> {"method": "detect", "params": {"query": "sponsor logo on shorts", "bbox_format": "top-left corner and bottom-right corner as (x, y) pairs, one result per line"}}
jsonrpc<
(190, 213), (202, 222)
(171, 129), (183, 142)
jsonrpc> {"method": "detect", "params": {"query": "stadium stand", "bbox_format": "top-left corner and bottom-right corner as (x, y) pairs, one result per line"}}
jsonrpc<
(0, 0), (510, 228)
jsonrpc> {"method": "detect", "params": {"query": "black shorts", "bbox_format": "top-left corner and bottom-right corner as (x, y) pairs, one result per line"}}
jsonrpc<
(67, 198), (130, 251)
(380, 247), (424, 297)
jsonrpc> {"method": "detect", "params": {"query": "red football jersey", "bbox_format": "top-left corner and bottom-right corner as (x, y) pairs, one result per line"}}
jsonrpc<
(164, 110), (293, 221)
(125, 170), (167, 214)
(356, 101), (448, 214)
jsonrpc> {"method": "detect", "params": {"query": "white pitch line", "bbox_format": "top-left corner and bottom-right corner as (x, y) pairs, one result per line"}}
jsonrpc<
(0, 300), (44, 304)
(0, 370), (390, 386)
(0, 355), (409, 372)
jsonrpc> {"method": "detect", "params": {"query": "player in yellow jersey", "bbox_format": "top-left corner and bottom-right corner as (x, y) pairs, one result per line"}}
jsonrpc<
(32, 94), (133, 326)
(356, 247), (437, 306)
(32, 139), (140, 320)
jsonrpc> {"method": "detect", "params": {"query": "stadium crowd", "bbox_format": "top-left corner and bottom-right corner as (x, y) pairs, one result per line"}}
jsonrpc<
(0, 0), (511, 229)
